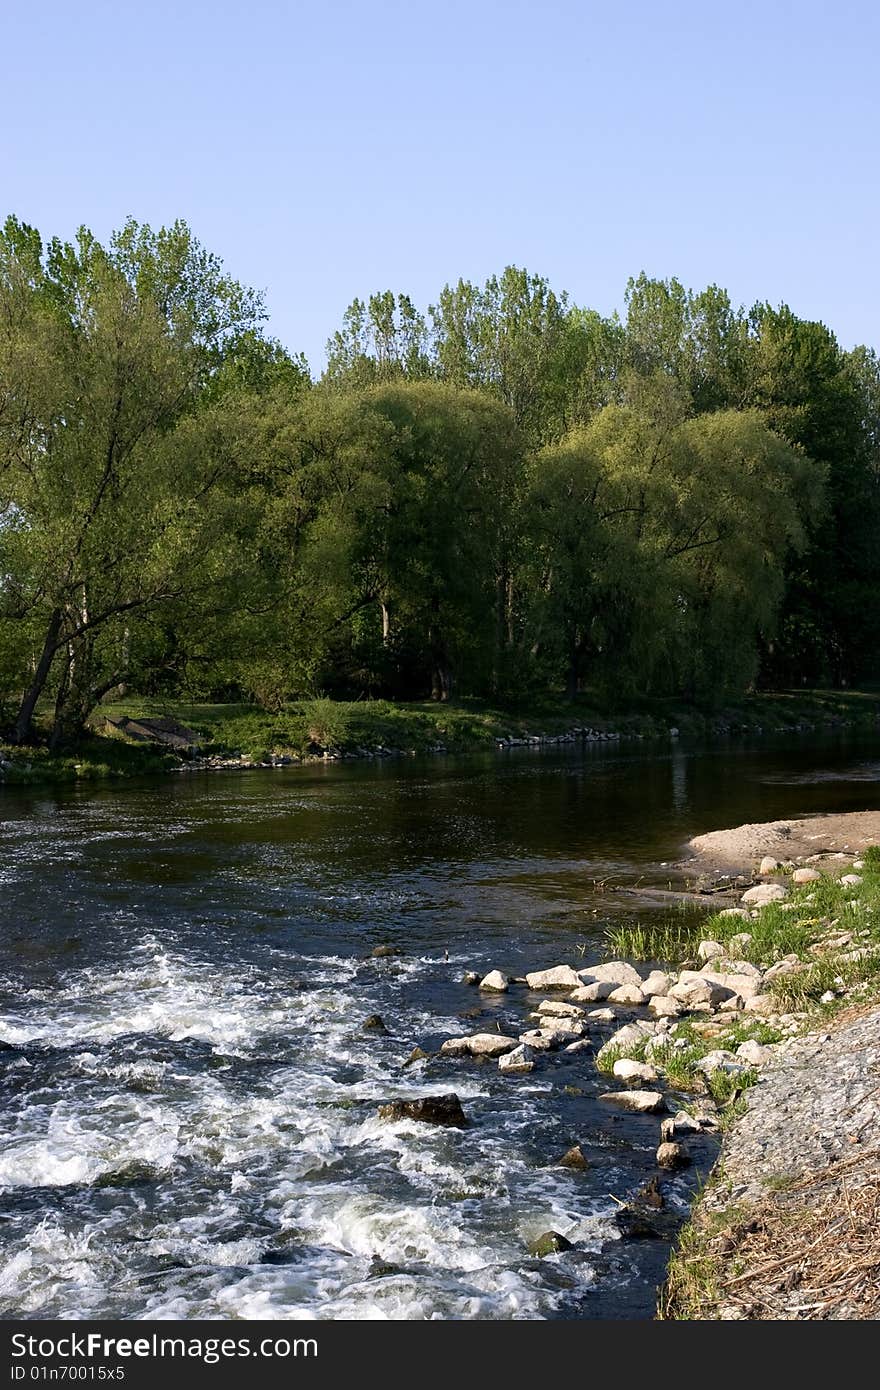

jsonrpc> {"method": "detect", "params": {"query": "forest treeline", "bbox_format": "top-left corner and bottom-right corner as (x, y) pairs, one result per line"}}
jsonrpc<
(1, 215), (879, 747)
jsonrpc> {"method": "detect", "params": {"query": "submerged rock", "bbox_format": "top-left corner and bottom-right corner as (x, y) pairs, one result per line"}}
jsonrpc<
(656, 1140), (690, 1170)
(402, 1046), (429, 1067)
(378, 1094), (467, 1127)
(528, 1231), (573, 1257)
(599, 1089), (664, 1113)
(362, 1014), (388, 1033)
(370, 944), (401, 958)
(440, 1032), (518, 1058)
(557, 1144), (589, 1170)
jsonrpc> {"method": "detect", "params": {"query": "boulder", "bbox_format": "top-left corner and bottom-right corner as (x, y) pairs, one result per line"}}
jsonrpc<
(694, 1050), (748, 1076)
(685, 967), (761, 1000)
(612, 1059), (658, 1084)
(607, 983), (647, 1006)
(641, 971), (672, 997)
(528, 1231), (573, 1257)
(557, 1144), (589, 1170)
(564, 1038), (592, 1053)
(537, 999), (585, 1019)
(378, 1094), (467, 1127)
(840, 873), (863, 887)
(741, 883), (787, 906)
(440, 1032), (517, 1057)
(649, 994), (682, 1019)
(569, 981), (614, 1003)
(599, 1089), (664, 1113)
(718, 907), (750, 919)
(656, 1141), (690, 1170)
(371, 944), (401, 958)
(362, 1014), (388, 1033)
(697, 940), (725, 963)
(587, 1007), (617, 1022)
(578, 961), (644, 988)
(499, 1044), (536, 1075)
(792, 867), (821, 884)
(669, 1110), (702, 1135)
(758, 856), (780, 875)
(479, 970), (509, 992)
(736, 1040), (774, 1066)
(742, 993), (777, 1016)
(518, 1027), (569, 1051)
(668, 978), (726, 1009)
(402, 1046), (429, 1067)
(525, 965), (581, 991)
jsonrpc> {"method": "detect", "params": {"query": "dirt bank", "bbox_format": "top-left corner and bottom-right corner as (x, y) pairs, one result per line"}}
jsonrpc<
(684, 810), (880, 874)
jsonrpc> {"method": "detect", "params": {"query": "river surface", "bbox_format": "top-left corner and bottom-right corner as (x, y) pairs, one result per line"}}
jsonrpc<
(2, 732), (880, 1321)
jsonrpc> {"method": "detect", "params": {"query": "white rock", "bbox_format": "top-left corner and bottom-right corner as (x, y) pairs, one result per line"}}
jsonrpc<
(587, 1007), (616, 1022)
(695, 1050), (748, 1076)
(441, 1032), (517, 1057)
(641, 970), (672, 997)
(668, 978), (726, 1008)
(525, 965), (581, 991)
(564, 1038), (593, 1053)
(499, 1044), (536, 1074)
(819, 989), (836, 1004)
(607, 983), (647, 1005)
(670, 1110), (701, 1134)
(792, 868), (821, 884)
(742, 994), (777, 1016)
(577, 961), (643, 988)
(728, 932), (753, 953)
(569, 981), (614, 1003)
(852, 860), (865, 870)
(649, 994), (682, 1018)
(537, 999), (585, 1019)
(686, 967), (761, 1000)
(736, 1040), (774, 1065)
(718, 907), (750, 919)
(741, 883), (787, 906)
(612, 1059), (658, 1084)
(598, 1089), (664, 1113)
(758, 857), (779, 875)
(518, 1028), (569, 1051)
(840, 874), (863, 887)
(479, 969), (509, 992)
(697, 940), (725, 963)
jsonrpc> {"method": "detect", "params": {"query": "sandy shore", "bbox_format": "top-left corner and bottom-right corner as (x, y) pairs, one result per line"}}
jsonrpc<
(683, 809), (880, 874)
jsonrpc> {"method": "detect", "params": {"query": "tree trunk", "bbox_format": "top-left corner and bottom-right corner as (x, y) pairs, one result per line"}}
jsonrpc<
(10, 609), (63, 745)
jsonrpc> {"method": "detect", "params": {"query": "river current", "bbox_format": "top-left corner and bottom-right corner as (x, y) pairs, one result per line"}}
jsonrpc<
(2, 733), (879, 1320)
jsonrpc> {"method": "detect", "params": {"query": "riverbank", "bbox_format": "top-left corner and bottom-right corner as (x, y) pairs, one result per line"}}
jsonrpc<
(654, 815), (880, 1319)
(3, 687), (880, 784)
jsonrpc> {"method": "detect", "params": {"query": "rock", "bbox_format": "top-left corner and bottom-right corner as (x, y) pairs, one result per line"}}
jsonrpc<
(607, 983), (647, 1005)
(685, 967), (761, 1000)
(668, 978), (725, 1009)
(792, 867), (822, 884)
(697, 940), (725, 963)
(518, 1028), (568, 1051)
(537, 1000), (585, 1019)
(402, 1046), (429, 1066)
(718, 907), (750, 919)
(578, 961), (644, 988)
(564, 1038), (592, 1053)
(462, 971), (480, 986)
(612, 1059), (658, 1084)
(820, 989), (836, 1004)
(557, 1144), (589, 1170)
(479, 970), (509, 992)
(641, 971), (672, 997)
(670, 1109), (702, 1134)
(852, 859), (865, 870)
(763, 957), (802, 982)
(656, 1141), (690, 1170)
(587, 1007), (616, 1022)
(660, 1117), (675, 1142)
(528, 1231), (573, 1257)
(569, 981), (613, 1003)
(371, 944), (401, 958)
(362, 1014), (388, 1033)
(440, 1032), (517, 1057)
(759, 857), (780, 875)
(695, 1050), (748, 1076)
(736, 1040), (774, 1065)
(728, 932), (753, 953)
(743, 993), (777, 1016)
(840, 874), (863, 887)
(378, 1094), (467, 1127)
(525, 965), (581, 991)
(596, 1021), (656, 1065)
(741, 883), (787, 906)
(599, 1089), (664, 1113)
(499, 1044), (536, 1074)
(649, 994), (682, 1018)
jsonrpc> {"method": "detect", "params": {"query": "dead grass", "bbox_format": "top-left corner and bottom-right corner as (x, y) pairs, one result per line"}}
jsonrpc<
(661, 1146), (880, 1319)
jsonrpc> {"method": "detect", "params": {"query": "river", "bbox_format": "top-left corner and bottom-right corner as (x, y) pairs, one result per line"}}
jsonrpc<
(2, 732), (879, 1320)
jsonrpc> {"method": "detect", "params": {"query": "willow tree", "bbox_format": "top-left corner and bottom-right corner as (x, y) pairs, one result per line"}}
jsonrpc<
(0, 216), (264, 744)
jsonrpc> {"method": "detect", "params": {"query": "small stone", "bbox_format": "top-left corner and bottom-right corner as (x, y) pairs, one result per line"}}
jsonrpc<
(613, 1059), (658, 1084)
(819, 989), (836, 1004)
(649, 995), (682, 1018)
(564, 1038), (592, 1053)
(741, 883), (787, 906)
(718, 907), (750, 919)
(499, 1044), (536, 1074)
(528, 1231), (573, 1257)
(792, 867), (821, 884)
(697, 940), (725, 963)
(728, 932), (753, 953)
(607, 983), (647, 1005)
(852, 860), (865, 870)
(479, 970), (509, 992)
(557, 1144), (589, 1170)
(462, 971), (480, 986)
(656, 1141), (690, 1170)
(599, 1089), (664, 1113)
(378, 1094), (467, 1126)
(587, 1007), (616, 1022)
(840, 874), (863, 887)
(362, 1014), (388, 1033)
(670, 1110), (702, 1134)
(758, 857), (779, 875)
(736, 1040), (773, 1065)
(695, 1050), (748, 1076)
(518, 1028), (568, 1051)
(402, 1046), (429, 1067)
(525, 965), (581, 991)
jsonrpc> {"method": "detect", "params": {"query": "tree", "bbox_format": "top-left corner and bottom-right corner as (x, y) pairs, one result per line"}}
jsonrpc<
(0, 216), (265, 744)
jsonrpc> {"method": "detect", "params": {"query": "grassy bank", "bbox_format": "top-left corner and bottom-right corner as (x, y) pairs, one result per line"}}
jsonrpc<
(603, 849), (880, 1319)
(3, 687), (880, 785)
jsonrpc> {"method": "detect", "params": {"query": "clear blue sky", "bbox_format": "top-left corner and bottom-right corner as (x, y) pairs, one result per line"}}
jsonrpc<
(5, 0), (878, 370)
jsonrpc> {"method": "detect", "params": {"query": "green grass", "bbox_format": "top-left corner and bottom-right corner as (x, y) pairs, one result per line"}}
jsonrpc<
(603, 916), (705, 964)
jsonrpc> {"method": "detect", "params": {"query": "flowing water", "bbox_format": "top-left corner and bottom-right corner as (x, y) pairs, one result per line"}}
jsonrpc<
(2, 732), (880, 1321)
